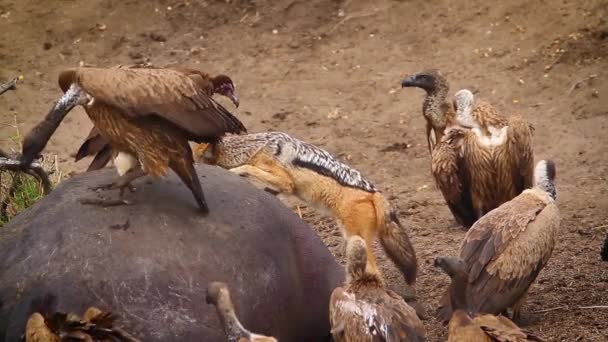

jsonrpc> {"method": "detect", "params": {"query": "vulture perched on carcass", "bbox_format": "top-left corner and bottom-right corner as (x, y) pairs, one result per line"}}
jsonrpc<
(74, 64), (241, 175)
(436, 160), (560, 323)
(401, 69), (456, 154)
(19, 66), (246, 214)
(434, 256), (545, 342)
(430, 88), (534, 228)
(329, 236), (426, 342)
(23, 296), (139, 342)
(206, 282), (277, 342)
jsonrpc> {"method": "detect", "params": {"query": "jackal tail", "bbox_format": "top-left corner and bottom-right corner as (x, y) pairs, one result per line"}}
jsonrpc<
(373, 193), (418, 285)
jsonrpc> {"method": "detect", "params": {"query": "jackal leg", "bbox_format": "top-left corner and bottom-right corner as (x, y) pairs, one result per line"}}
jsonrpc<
(229, 165), (294, 194)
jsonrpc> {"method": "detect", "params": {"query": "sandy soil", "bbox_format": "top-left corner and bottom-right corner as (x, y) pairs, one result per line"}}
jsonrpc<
(1, 0), (607, 340)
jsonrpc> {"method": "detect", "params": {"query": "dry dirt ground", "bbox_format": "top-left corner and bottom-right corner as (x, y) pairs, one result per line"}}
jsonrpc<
(1, 0), (607, 340)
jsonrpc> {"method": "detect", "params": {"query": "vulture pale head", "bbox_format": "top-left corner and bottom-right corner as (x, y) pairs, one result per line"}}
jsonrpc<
(211, 74), (240, 108)
(534, 160), (557, 200)
(401, 69), (448, 94)
(453, 89), (479, 129)
(206, 282), (278, 342)
(434, 256), (470, 313)
(20, 82), (92, 167)
(345, 236), (368, 283)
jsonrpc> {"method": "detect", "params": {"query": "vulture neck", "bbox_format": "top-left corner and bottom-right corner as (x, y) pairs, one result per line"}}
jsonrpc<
(423, 86), (449, 131)
(534, 162), (557, 200)
(20, 84), (87, 167)
(449, 270), (470, 314)
(214, 296), (250, 341)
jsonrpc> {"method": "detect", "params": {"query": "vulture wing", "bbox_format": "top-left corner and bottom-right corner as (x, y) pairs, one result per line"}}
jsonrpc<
(330, 288), (425, 341)
(431, 127), (476, 228)
(459, 190), (559, 315)
(476, 314), (545, 341)
(58, 68), (246, 142)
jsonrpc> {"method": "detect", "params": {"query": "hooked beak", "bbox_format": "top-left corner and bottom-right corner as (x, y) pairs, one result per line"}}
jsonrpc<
(20, 85), (88, 167)
(401, 75), (417, 88)
(228, 90), (239, 108)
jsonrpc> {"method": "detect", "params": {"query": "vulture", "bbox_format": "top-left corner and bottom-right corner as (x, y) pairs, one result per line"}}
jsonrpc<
(74, 65), (241, 174)
(19, 66), (246, 214)
(24, 304), (140, 342)
(206, 281), (277, 342)
(430, 89), (534, 228)
(401, 69), (456, 154)
(436, 160), (560, 323)
(434, 256), (545, 342)
(453, 89), (535, 205)
(329, 235), (426, 342)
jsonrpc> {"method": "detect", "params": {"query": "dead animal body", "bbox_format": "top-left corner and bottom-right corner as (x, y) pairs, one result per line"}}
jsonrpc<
(329, 236), (426, 342)
(206, 282), (278, 342)
(19, 66), (246, 214)
(436, 160), (560, 323)
(430, 89), (534, 228)
(195, 131), (418, 286)
(434, 256), (545, 342)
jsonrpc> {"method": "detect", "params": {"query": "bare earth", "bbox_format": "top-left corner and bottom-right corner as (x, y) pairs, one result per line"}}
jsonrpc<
(1, 0), (607, 340)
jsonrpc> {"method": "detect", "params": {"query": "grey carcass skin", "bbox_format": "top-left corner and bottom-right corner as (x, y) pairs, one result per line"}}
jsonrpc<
(0, 165), (344, 341)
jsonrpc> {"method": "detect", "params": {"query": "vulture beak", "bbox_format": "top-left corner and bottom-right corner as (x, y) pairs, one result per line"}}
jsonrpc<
(401, 75), (417, 88)
(228, 90), (239, 108)
(20, 85), (89, 167)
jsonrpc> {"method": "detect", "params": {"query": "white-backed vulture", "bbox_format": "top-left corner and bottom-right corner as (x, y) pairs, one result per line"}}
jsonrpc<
(24, 305), (140, 342)
(329, 236), (426, 342)
(437, 160), (560, 322)
(401, 69), (457, 154)
(19, 66), (246, 213)
(430, 89), (534, 228)
(434, 256), (546, 342)
(453, 89), (535, 204)
(206, 282), (277, 342)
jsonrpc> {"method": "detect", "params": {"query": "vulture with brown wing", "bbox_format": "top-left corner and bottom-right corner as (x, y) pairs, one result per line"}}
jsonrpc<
(19, 66), (246, 214)
(453, 89), (535, 204)
(401, 69), (457, 154)
(206, 282), (277, 342)
(24, 299), (140, 342)
(434, 256), (545, 342)
(436, 160), (560, 323)
(430, 88), (534, 228)
(74, 65), (241, 175)
(329, 236), (426, 342)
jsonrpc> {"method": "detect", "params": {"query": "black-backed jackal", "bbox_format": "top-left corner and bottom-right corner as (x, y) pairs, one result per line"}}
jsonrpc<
(194, 131), (418, 285)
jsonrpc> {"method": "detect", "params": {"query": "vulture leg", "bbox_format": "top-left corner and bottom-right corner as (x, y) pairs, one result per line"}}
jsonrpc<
(511, 292), (528, 323)
(169, 157), (208, 215)
(81, 168), (146, 207)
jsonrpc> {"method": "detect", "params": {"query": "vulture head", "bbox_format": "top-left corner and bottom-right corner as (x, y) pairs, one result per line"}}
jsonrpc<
(534, 160), (557, 200)
(21, 81), (92, 168)
(211, 75), (239, 108)
(453, 89), (478, 129)
(206, 281), (278, 342)
(401, 69), (448, 94)
(345, 236), (368, 283)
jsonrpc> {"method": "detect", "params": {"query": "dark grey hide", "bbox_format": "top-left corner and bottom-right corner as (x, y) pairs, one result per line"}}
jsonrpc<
(0, 165), (344, 341)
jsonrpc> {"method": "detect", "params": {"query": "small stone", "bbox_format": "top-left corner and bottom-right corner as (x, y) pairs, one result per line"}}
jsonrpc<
(96, 23), (107, 31)
(272, 29), (278, 34)
(129, 51), (143, 60)
(149, 32), (167, 42)
(591, 89), (599, 98)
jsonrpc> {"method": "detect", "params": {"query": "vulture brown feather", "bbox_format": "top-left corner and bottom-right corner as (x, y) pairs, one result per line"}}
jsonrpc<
(436, 160), (560, 323)
(206, 281), (277, 342)
(20, 66), (246, 213)
(430, 88), (534, 228)
(24, 306), (140, 342)
(434, 256), (546, 342)
(401, 69), (456, 154)
(329, 236), (426, 342)
(73, 64), (241, 175)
